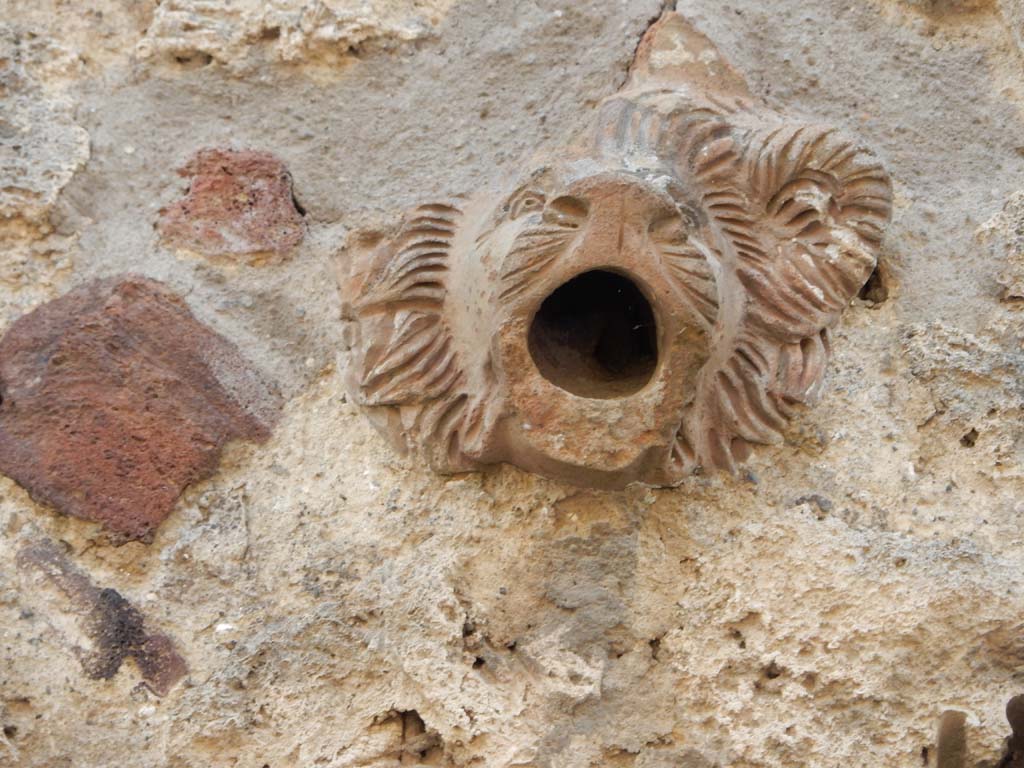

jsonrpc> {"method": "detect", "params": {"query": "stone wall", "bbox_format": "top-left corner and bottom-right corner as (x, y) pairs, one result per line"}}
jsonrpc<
(1, 1), (1023, 766)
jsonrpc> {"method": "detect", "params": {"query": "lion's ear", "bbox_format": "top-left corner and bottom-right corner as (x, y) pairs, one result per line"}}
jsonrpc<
(738, 122), (892, 349)
(339, 201), (501, 472)
(344, 203), (461, 406)
(680, 124), (892, 473)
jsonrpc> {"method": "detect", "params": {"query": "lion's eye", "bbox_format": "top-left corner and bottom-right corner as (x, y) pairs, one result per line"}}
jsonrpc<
(542, 195), (589, 229)
(649, 202), (700, 242)
(648, 213), (691, 243)
(509, 190), (547, 219)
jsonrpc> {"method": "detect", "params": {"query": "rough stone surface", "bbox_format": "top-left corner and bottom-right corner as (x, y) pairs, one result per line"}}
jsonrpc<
(978, 191), (1024, 301)
(0, 0), (1024, 766)
(0, 24), (89, 333)
(158, 148), (306, 263)
(138, 0), (456, 75)
(999, 0), (1024, 53)
(0, 276), (281, 542)
(0, 26), (89, 227)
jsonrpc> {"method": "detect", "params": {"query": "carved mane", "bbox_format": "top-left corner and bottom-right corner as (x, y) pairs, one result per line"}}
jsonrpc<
(345, 202), (495, 471)
(680, 121), (892, 471)
(590, 74), (892, 474)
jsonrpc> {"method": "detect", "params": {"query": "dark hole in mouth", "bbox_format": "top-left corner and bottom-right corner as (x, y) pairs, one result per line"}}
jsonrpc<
(527, 269), (658, 399)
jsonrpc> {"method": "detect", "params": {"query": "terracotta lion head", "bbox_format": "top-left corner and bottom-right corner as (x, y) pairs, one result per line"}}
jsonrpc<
(339, 13), (891, 489)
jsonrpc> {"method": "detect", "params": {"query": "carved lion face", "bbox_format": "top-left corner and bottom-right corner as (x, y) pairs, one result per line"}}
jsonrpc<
(339, 13), (892, 489)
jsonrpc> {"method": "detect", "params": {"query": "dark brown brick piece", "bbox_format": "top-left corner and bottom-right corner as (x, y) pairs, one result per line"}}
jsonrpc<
(0, 276), (281, 542)
(17, 538), (188, 695)
(158, 148), (305, 262)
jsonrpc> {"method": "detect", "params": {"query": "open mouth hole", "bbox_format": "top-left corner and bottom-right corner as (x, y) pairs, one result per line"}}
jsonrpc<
(527, 270), (658, 399)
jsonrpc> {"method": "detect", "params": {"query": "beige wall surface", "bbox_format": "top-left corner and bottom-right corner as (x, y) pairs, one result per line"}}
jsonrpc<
(1, 1), (1024, 766)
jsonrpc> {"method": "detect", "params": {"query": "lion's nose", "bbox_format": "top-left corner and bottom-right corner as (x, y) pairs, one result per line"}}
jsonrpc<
(561, 174), (680, 253)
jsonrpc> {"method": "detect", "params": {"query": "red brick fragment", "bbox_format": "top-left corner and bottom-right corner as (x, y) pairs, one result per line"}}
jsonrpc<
(158, 148), (305, 262)
(0, 276), (281, 543)
(17, 539), (188, 695)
